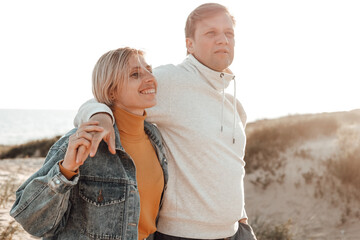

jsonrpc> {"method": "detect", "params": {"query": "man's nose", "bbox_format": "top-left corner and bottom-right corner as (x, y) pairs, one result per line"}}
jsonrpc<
(216, 33), (229, 44)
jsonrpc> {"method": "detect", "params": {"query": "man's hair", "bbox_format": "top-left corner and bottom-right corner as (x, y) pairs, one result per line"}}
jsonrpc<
(185, 3), (235, 39)
(92, 47), (144, 106)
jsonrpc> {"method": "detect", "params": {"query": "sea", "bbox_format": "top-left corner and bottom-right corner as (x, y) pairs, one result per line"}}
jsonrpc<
(0, 109), (78, 146)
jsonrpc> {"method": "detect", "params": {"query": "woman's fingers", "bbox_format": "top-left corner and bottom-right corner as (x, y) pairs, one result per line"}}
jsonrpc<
(63, 134), (92, 171)
(76, 145), (90, 164)
(64, 120), (107, 170)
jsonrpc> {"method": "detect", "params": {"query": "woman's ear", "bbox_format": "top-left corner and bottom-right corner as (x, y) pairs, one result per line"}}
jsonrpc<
(109, 90), (116, 101)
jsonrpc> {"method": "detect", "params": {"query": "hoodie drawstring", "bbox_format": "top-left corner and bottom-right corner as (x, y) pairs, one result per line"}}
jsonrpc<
(220, 73), (236, 144)
(220, 73), (225, 132)
(232, 76), (237, 144)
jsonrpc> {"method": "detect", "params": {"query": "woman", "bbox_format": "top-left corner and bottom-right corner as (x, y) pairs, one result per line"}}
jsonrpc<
(10, 47), (168, 240)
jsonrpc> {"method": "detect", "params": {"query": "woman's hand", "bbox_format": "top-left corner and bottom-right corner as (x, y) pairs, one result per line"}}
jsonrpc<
(62, 121), (104, 172)
(75, 113), (116, 166)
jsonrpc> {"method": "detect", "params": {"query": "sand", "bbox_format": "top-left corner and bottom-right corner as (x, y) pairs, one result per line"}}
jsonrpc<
(1, 135), (359, 240)
(0, 158), (43, 240)
(245, 136), (360, 240)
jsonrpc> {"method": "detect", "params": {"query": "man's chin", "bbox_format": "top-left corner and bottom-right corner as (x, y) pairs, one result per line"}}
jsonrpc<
(213, 61), (232, 72)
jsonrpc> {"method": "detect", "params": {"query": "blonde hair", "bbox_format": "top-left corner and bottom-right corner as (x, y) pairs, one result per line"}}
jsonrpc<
(185, 3), (235, 54)
(92, 47), (144, 106)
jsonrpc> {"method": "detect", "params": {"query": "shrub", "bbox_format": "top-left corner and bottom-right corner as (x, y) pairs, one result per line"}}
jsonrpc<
(251, 217), (293, 240)
(0, 221), (20, 240)
(0, 136), (61, 159)
(326, 125), (360, 190)
(245, 114), (339, 173)
(302, 170), (315, 184)
(0, 176), (18, 207)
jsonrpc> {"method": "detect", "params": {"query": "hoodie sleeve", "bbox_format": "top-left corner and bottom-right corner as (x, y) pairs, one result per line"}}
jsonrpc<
(73, 99), (115, 127)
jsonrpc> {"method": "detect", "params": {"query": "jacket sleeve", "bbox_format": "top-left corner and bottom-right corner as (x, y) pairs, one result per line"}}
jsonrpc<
(9, 141), (79, 237)
(73, 98), (115, 127)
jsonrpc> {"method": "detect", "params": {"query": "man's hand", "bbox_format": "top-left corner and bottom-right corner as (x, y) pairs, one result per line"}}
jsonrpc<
(63, 121), (104, 171)
(75, 113), (116, 163)
(239, 218), (248, 224)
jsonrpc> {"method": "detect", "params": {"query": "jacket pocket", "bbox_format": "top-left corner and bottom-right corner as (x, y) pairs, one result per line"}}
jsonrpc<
(75, 176), (128, 239)
(79, 177), (126, 206)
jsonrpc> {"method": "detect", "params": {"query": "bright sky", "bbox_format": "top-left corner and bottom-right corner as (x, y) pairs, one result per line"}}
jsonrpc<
(1, 0), (359, 122)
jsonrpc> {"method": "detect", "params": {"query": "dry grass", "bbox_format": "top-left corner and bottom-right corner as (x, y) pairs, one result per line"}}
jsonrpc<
(0, 177), (22, 239)
(321, 124), (360, 221)
(251, 217), (293, 240)
(0, 136), (60, 159)
(0, 146), (11, 156)
(327, 125), (360, 190)
(245, 113), (339, 174)
(0, 221), (21, 240)
(245, 109), (360, 232)
(0, 176), (18, 208)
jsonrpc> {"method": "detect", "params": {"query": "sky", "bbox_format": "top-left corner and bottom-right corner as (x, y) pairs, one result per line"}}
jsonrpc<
(1, 0), (359, 122)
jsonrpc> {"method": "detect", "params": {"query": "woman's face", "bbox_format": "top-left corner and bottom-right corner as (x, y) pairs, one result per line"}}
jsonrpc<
(112, 54), (157, 115)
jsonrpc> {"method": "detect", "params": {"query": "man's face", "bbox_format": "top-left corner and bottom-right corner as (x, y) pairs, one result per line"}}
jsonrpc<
(186, 13), (235, 72)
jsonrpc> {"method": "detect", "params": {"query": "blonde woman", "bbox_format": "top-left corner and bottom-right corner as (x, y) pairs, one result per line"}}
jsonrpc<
(10, 47), (168, 240)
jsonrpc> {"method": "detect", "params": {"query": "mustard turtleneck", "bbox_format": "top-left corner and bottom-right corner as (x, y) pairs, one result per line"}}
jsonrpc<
(113, 107), (164, 240)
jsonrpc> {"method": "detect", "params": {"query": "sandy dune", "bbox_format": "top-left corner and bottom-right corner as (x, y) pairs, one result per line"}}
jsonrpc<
(1, 111), (360, 239)
(0, 158), (42, 240)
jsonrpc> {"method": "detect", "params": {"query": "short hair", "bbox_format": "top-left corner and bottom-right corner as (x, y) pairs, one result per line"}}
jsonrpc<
(185, 3), (236, 39)
(92, 47), (144, 107)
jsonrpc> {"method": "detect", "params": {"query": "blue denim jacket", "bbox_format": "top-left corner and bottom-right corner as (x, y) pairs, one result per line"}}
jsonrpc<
(10, 122), (168, 240)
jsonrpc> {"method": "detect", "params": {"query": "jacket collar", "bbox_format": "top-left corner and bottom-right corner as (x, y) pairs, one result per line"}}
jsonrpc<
(185, 54), (235, 91)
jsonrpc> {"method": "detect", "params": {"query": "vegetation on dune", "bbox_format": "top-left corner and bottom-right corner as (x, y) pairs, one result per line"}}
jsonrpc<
(244, 109), (360, 226)
(0, 221), (21, 240)
(327, 124), (360, 190)
(244, 113), (340, 174)
(0, 136), (61, 159)
(251, 217), (293, 240)
(1, 109), (360, 239)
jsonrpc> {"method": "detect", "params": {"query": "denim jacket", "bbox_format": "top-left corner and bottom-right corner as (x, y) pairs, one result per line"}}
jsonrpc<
(10, 121), (168, 240)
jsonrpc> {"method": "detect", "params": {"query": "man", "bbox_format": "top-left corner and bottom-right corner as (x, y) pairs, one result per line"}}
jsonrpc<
(74, 3), (256, 240)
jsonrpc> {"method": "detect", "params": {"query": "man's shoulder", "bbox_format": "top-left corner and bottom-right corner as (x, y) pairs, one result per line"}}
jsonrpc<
(154, 64), (179, 76)
(153, 63), (187, 85)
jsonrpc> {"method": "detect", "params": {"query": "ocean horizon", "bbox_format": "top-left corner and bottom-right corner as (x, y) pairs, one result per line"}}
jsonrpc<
(0, 109), (77, 145)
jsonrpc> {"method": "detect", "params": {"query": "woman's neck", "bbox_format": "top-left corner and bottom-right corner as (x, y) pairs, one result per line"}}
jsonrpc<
(113, 107), (146, 142)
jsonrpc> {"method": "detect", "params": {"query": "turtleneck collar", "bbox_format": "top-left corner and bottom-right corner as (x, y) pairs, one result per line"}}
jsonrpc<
(185, 54), (235, 91)
(184, 54), (238, 144)
(113, 107), (146, 142)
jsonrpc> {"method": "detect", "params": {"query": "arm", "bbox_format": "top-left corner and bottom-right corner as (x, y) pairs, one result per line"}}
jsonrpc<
(10, 139), (78, 237)
(10, 122), (102, 237)
(73, 99), (116, 162)
(73, 98), (115, 127)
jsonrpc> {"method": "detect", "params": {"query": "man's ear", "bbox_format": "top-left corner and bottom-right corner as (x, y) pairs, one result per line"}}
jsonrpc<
(186, 38), (195, 54)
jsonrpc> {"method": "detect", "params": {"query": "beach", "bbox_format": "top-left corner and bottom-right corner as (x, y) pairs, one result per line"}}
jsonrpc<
(1, 109), (360, 239)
